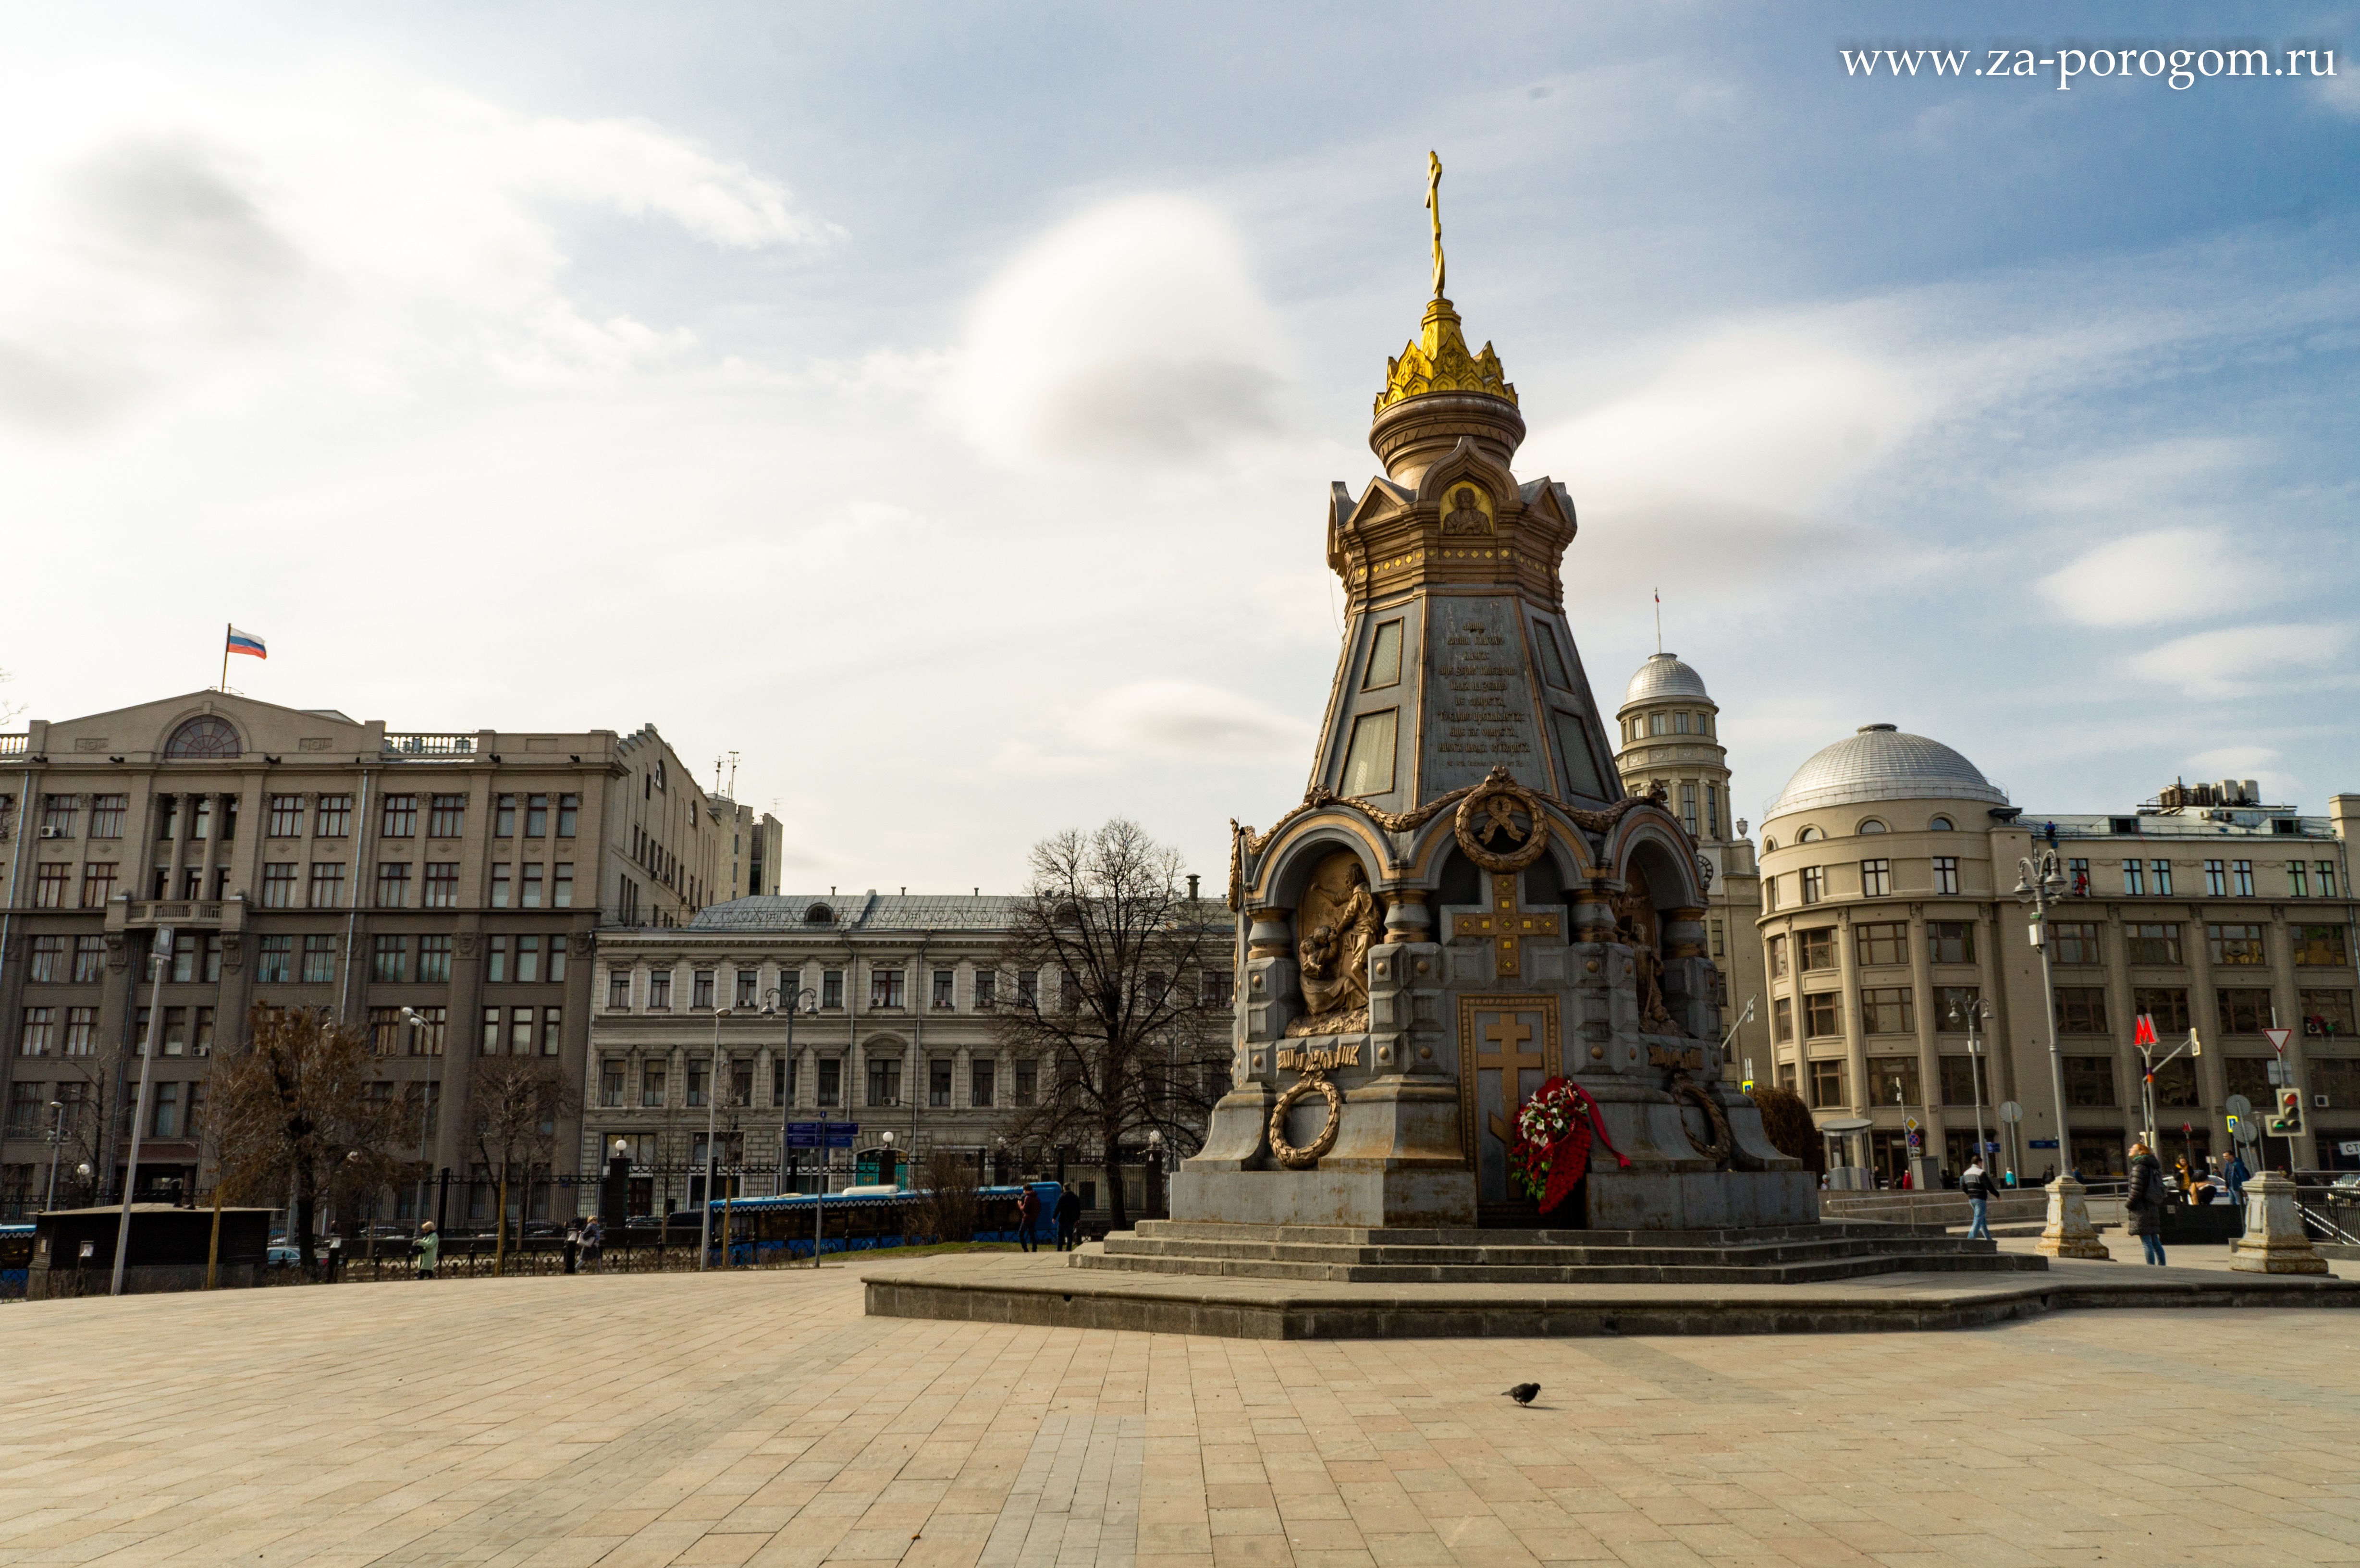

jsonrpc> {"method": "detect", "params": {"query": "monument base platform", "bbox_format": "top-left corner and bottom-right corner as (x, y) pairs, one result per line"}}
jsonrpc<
(861, 1244), (2360, 1340)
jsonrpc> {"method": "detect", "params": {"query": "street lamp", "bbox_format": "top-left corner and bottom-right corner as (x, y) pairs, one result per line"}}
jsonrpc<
(2014, 850), (2071, 1186)
(112, 925), (175, 1296)
(2138, 1028), (2203, 1157)
(399, 1007), (435, 1225)
(881, 1129), (896, 1189)
(700, 1006), (730, 1270)
(1949, 996), (1997, 1185)
(43, 1100), (66, 1212)
(762, 987), (818, 1195)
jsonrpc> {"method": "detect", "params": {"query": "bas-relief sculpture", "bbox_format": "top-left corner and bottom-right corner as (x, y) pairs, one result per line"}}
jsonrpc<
(1172, 155), (1810, 1236)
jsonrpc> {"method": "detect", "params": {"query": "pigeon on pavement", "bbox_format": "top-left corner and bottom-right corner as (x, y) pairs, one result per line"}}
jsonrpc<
(1502, 1383), (1540, 1406)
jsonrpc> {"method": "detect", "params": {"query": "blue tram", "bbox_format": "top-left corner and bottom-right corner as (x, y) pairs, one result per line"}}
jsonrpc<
(642, 1182), (1059, 1264)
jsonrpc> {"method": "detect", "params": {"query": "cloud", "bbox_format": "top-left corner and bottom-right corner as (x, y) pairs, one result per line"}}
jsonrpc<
(2129, 622), (2352, 699)
(943, 194), (1289, 468)
(2036, 527), (2274, 629)
(994, 679), (1311, 778)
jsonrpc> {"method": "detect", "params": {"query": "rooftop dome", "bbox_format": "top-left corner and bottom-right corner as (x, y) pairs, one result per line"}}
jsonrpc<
(1766, 723), (2006, 818)
(1622, 652), (1710, 709)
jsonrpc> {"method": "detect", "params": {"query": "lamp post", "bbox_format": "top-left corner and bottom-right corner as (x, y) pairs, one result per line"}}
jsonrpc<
(1949, 996), (1997, 1184)
(43, 1100), (65, 1212)
(699, 1006), (729, 1271)
(2013, 851), (2072, 1184)
(399, 1007), (435, 1226)
(881, 1129), (896, 1188)
(2138, 1028), (2203, 1154)
(763, 987), (818, 1195)
(111, 926), (175, 1296)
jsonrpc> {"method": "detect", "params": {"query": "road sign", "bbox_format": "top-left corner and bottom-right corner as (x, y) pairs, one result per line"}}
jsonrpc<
(2029, 1138), (2060, 1149)
(2226, 1114), (2241, 1136)
(1998, 1101), (2024, 1125)
(2269, 1061), (2290, 1087)
(1904, 1116), (1919, 1132)
(2343, 1141), (2360, 1158)
(1906, 1130), (1921, 1149)
(2182, 1122), (2193, 1136)
(1984, 1140), (2001, 1152)
(2265, 1027), (2293, 1054)
(2134, 1014), (2158, 1047)
(2225, 1093), (2253, 1118)
(785, 1121), (858, 1150)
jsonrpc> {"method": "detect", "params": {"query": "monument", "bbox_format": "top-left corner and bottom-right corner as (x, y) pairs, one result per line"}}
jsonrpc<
(1170, 155), (1808, 1233)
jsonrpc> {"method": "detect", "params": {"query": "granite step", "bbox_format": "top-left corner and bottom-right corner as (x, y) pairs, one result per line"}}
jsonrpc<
(1069, 1246), (2048, 1286)
(1097, 1233), (2007, 1270)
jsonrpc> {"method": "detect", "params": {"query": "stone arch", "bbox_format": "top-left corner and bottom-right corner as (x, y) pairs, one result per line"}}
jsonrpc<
(163, 714), (242, 759)
(1613, 822), (1707, 910)
(1255, 821), (1383, 913)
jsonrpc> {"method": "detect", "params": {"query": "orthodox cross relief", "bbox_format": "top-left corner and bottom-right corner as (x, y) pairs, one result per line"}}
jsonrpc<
(1452, 872), (1561, 981)
(1476, 1013), (1547, 1146)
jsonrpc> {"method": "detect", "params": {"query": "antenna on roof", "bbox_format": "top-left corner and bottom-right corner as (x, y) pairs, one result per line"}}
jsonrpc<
(1654, 587), (1662, 654)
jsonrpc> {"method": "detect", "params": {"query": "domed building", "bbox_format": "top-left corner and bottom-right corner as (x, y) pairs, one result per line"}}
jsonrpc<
(1613, 653), (1766, 1071)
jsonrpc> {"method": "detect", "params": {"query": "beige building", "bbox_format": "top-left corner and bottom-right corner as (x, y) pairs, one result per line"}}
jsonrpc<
(1756, 723), (2360, 1184)
(1612, 653), (1768, 1072)
(583, 892), (1234, 1220)
(0, 691), (774, 1223)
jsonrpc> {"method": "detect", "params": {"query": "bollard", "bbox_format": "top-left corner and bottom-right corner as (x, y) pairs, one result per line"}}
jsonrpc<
(2228, 1172), (2329, 1274)
(2035, 1175), (2112, 1260)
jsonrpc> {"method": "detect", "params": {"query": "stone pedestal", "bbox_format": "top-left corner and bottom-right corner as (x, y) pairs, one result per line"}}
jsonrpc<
(2035, 1176), (2111, 1260)
(2228, 1172), (2329, 1275)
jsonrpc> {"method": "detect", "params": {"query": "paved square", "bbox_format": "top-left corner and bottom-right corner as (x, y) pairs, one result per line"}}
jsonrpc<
(4, 1252), (2360, 1567)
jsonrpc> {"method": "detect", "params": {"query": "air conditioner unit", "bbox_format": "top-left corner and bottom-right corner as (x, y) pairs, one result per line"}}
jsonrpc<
(37, 826), (69, 839)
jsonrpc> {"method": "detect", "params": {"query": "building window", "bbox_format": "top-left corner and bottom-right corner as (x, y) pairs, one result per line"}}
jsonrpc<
(541, 1007), (561, 1055)
(417, 935), (452, 984)
(1340, 710), (1399, 797)
(1868, 1056), (1919, 1107)
(1803, 992), (1840, 1037)
(733, 969), (757, 1009)
(1809, 1059), (1845, 1109)
(974, 970), (997, 1009)
(491, 866), (511, 907)
(642, 1063), (666, 1107)
(2293, 925), (2350, 968)
(149, 1082), (181, 1139)
(416, 862), (456, 908)
(408, 1006), (447, 1055)
(548, 934), (568, 982)
(816, 1058), (841, 1107)
(486, 936), (509, 983)
(1709, 919), (1724, 959)
(601, 1061), (625, 1107)
(261, 863), (297, 907)
(867, 1056), (901, 1107)
(2126, 923), (2183, 966)
(380, 794), (418, 837)
(2065, 1056), (2117, 1106)
(495, 795), (516, 837)
(40, 795), (77, 836)
(81, 863), (118, 908)
(1925, 921), (1974, 965)
(1859, 858), (1891, 897)
(2067, 858), (2090, 895)
(2208, 923), (2267, 967)
(372, 936), (408, 983)
(1856, 922), (1906, 968)
(19, 1008), (54, 1056)
(2133, 988), (2191, 1036)
(1799, 928), (1836, 972)
(608, 969), (632, 1008)
(33, 866), (68, 907)
(871, 969), (905, 1009)
(933, 969), (956, 1009)
(2054, 987), (2110, 1034)
(1860, 988), (1913, 1034)
(526, 795), (549, 837)
(2230, 858), (2254, 897)
(772, 1057), (789, 1107)
(72, 937), (105, 983)
(2216, 989), (2272, 1035)
(316, 795), (352, 837)
(301, 935), (337, 985)
(308, 863), (345, 908)
(2318, 860), (2339, 898)
(1014, 1060), (1037, 1107)
(1680, 783), (1698, 834)
(508, 1006), (533, 1054)
(1016, 971), (1037, 1008)
(169, 931), (199, 982)
(2047, 921), (2103, 966)
(971, 1057), (996, 1107)
(369, 1006), (403, 1054)
(2204, 859), (2227, 896)
(552, 863), (574, 907)
(192, 1007), (215, 1057)
(557, 794), (579, 837)
(1772, 997), (1793, 1041)
(515, 935), (541, 983)
(521, 865), (543, 907)
(88, 794), (125, 837)
(1931, 857), (1960, 895)
(2301, 990), (2356, 1039)
(27, 936), (63, 983)
(1935, 985), (1980, 1026)
(59, 1005), (96, 1056)
(2122, 859), (2145, 896)
(1768, 935), (1787, 978)
(648, 969), (672, 1009)
(1763, 876), (1779, 913)
(691, 969), (715, 1009)
(375, 863), (411, 908)
(2282, 860), (2310, 897)
(930, 1058), (952, 1108)
(1799, 867), (1824, 905)
(267, 795), (303, 836)
(257, 936), (292, 983)
(1705, 784), (1720, 839)
(2150, 859), (2173, 896)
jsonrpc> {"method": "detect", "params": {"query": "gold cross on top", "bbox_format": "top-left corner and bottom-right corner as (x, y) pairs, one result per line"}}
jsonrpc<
(1452, 873), (1561, 980)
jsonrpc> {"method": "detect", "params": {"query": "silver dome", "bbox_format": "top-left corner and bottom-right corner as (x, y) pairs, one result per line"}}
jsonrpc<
(1622, 652), (1710, 708)
(1766, 723), (2006, 818)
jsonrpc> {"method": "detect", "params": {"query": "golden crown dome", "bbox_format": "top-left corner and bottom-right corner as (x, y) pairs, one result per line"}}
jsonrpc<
(1374, 296), (1516, 415)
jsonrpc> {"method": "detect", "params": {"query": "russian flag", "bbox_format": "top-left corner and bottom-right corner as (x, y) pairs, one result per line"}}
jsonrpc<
(226, 625), (268, 660)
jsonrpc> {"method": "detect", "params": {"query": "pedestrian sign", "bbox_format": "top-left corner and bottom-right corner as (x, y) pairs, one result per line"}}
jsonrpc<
(2264, 1027), (2293, 1054)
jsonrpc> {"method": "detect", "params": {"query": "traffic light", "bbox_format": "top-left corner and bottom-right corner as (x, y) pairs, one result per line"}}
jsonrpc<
(2267, 1086), (2305, 1137)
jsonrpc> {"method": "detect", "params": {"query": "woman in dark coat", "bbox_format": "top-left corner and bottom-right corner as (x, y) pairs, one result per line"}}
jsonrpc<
(2125, 1141), (2167, 1266)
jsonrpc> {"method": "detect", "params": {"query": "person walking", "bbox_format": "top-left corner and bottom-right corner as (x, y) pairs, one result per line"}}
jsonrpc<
(582, 1216), (604, 1274)
(1017, 1187), (1043, 1254)
(1054, 1184), (1082, 1252)
(2225, 1150), (2251, 1209)
(412, 1221), (440, 1280)
(1961, 1158), (1996, 1241)
(2125, 1140), (2167, 1266)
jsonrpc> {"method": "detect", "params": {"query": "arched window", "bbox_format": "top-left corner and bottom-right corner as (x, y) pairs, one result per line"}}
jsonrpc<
(1762, 837), (1777, 853)
(803, 902), (834, 924)
(1928, 815), (1954, 832)
(164, 716), (241, 759)
(1798, 826), (1823, 843)
(1857, 818), (1887, 834)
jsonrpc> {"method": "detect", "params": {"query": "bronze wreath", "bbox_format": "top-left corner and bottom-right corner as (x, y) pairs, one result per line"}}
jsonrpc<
(1667, 1070), (1733, 1167)
(1454, 777), (1552, 873)
(1269, 1071), (1345, 1169)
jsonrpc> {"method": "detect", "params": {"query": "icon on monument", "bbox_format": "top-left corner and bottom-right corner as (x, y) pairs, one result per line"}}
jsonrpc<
(1441, 483), (1492, 535)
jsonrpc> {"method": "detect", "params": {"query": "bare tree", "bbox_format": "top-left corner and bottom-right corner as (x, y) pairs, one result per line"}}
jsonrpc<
(468, 1056), (581, 1272)
(907, 1144), (982, 1248)
(210, 1005), (405, 1274)
(990, 820), (1230, 1233)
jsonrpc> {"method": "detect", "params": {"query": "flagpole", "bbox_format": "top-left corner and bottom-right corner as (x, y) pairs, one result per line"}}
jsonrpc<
(220, 625), (230, 692)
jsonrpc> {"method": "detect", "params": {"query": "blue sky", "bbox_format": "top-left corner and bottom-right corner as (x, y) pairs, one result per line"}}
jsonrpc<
(2, 2), (2354, 887)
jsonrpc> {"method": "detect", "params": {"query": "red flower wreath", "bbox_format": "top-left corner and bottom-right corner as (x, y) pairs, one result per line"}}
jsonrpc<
(1507, 1077), (1631, 1215)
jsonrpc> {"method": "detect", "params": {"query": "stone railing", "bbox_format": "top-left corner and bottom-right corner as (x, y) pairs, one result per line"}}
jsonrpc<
(0, 734), (25, 757)
(383, 733), (477, 758)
